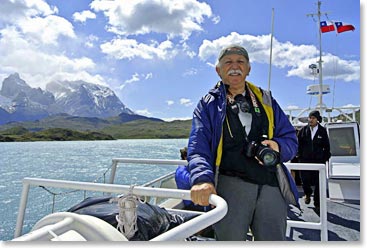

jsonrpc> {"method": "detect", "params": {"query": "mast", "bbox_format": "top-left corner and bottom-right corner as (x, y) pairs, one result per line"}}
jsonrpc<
(306, 0), (328, 112)
(316, 1), (323, 111)
(267, 8), (275, 91)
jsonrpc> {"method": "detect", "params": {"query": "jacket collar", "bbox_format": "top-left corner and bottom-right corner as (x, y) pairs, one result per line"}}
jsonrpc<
(208, 81), (226, 98)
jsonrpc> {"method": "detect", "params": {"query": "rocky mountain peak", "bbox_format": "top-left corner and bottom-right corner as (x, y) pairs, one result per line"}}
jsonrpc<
(0, 73), (29, 98)
(0, 74), (134, 124)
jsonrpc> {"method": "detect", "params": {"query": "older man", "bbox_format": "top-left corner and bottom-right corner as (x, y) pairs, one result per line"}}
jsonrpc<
(187, 44), (298, 240)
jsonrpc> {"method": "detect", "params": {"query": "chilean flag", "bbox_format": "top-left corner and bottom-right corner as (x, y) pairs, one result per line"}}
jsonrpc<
(335, 22), (355, 33)
(320, 21), (335, 33)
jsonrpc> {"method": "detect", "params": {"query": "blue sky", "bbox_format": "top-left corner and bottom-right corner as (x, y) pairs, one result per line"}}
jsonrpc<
(0, 0), (361, 121)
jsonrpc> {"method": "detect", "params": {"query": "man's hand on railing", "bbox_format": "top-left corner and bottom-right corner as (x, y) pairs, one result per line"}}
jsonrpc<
(190, 183), (217, 206)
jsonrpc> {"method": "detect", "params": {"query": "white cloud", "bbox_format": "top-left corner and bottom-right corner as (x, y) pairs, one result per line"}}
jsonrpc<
(100, 38), (176, 60)
(17, 15), (76, 45)
(286, 53), (360, 82)
(206, 62), (216, 68)
(180, 98), (193, 107)
(183, 68), (198, 77)
(162, 116), (192, 122)
(0, 27), (101, 88)
(135, 109), (152, 116)
(120, 72), (153, 90)
(85, 34), (99, 48)
(44, 71), (106, 86)
(90, 0), (212, 39)
(199, 32), (282, 64)
(166, 100), (174, 106)
(198, 32), (360, 82)
(1, 1), (75, 46)
(145, 73), (153, 80)
(0, 0), (58, 23)
(211, 15), (221, 25)
(73, 10), (96, 23)
(182, 42), (196, 58)
(0, 1), (108, 92)
(125, 73), (140, 84)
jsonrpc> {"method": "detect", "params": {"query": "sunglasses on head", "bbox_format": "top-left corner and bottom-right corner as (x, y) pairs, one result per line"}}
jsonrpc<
(228, 94), (250, 114)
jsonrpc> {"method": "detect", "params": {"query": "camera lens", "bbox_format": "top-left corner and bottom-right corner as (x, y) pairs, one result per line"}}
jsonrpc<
(257, 146), (280, 167)
(243, 141), (280, 167)
(261, 151), (277, 166)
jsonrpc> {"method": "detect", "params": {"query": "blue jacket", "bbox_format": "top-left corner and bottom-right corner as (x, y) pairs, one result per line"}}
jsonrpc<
(187, 81), (299, 206)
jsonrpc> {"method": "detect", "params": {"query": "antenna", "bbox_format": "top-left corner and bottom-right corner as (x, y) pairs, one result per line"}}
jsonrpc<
(306, 0), (329, 113)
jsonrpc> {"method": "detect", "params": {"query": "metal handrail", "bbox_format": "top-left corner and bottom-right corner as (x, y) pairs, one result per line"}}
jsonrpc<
(283, 106), (360, 124)
(284, 162), (328, 241)
(108, 159), (328, 241)
(108, 158), (187, 185)
(14, 158), (328, 241)
(14, 177), (227, 241)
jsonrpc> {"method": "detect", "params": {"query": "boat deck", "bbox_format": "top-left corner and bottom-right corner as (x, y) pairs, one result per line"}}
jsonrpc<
(287, 194), (360, 241)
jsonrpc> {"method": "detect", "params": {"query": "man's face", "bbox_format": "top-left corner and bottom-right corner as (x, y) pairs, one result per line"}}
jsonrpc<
(216, 54), (251, 88)
(308, 116), (318, 127)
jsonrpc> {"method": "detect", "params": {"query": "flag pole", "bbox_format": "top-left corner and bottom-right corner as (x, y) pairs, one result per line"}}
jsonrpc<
(307, 0), (328, 113)
(267, 8), (274, 91)
(316, 0), (324, 112)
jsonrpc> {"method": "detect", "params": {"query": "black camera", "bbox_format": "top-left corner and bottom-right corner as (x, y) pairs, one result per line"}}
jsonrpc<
(244, 141), (280, 167)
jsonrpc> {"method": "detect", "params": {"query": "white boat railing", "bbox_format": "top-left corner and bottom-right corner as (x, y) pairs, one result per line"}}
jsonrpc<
(14, 177), (227, 241)
(14, 158), (328, 241)
(108, 158), (187, 185)
(283, 106), (360, 125)
(108, 158), (328, 241)
(285, 162), (328, 241)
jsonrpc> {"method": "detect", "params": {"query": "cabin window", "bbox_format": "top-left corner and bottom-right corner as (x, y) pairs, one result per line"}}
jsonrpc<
(329, 127), (357, 156)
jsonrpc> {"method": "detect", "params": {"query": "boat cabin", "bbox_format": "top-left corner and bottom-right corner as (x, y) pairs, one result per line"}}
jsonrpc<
(325, 122), (360, 201)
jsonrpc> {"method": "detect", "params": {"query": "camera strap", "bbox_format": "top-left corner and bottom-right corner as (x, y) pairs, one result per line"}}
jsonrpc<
(246, 83), (261, 116)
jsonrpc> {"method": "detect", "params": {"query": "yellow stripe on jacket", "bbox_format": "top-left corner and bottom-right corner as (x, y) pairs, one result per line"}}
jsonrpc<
(215, 81), (274, 167)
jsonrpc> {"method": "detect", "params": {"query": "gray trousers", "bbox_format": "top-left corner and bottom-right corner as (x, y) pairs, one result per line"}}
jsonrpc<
(214, 174), (287, 241)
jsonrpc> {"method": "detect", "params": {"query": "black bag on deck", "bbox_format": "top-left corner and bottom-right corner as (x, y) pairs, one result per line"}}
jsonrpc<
(67, 196), (192, 241)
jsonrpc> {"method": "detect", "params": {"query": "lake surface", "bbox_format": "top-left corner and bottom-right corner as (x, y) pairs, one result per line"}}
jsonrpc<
(0, 139), (188, 241)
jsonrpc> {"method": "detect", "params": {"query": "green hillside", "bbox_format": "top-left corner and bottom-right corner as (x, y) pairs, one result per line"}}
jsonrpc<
(0, 114), (113, 131)
(102, 119), (192, 139)
(0, 127), (114, 142)
(0, 118), (192, 141)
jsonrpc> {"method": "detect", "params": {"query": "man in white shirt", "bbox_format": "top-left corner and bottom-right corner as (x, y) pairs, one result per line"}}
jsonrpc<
(297, 110), (331, 213)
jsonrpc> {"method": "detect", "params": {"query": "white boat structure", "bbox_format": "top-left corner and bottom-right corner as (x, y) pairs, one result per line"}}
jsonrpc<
(12, 165), (229, 241)
(282, 0), (360, 205)
(283, 108), (360, 204)
(11, 160), (321, 242)
(325, 121), (360, 202)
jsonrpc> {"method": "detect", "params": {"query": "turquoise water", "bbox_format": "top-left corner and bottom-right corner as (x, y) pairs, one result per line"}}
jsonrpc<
(0, 139), (188, 241)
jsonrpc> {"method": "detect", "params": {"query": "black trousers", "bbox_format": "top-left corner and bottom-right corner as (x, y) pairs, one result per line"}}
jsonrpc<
(300, 170), (319, 207)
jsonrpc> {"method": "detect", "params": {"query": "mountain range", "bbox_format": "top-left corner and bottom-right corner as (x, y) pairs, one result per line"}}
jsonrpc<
(0, 73), (135, 125)
(0, 73), (193, 140)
